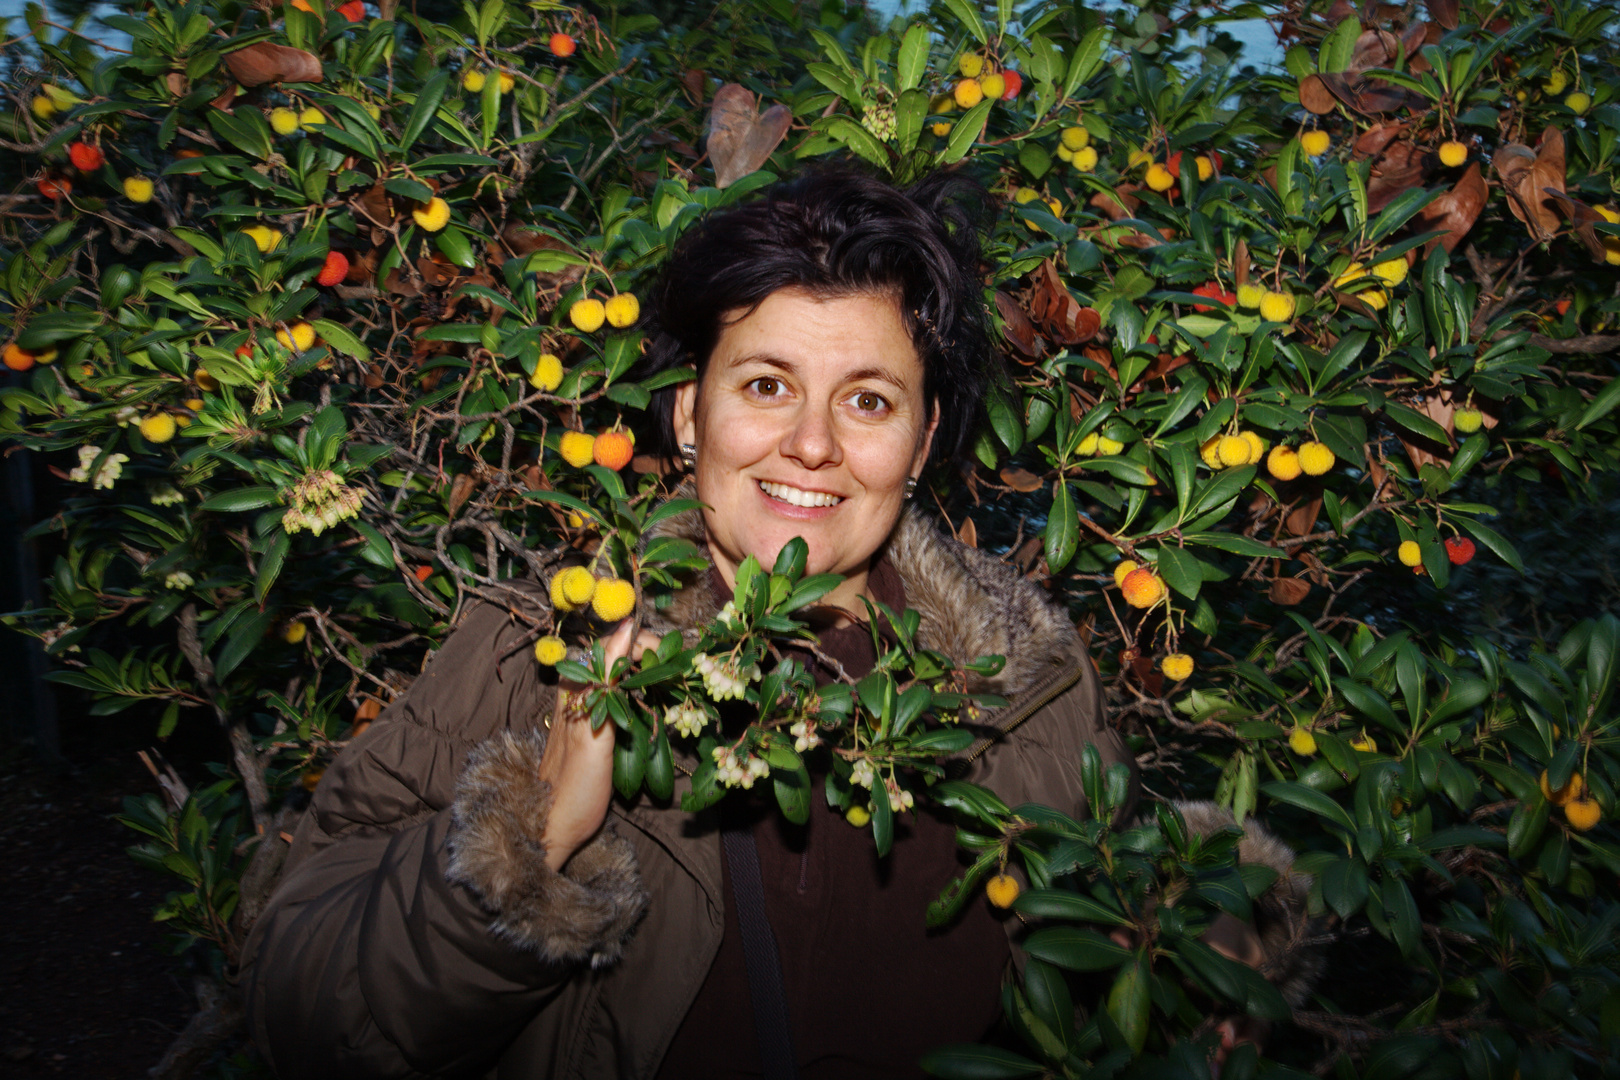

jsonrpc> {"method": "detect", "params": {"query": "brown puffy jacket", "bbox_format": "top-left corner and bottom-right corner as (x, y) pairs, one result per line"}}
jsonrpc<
(240, 507), (1298, 1078)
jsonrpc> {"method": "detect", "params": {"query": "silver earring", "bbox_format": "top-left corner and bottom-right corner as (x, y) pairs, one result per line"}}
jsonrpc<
(904, 477), (917, 500)
(680, 443), (697, 469)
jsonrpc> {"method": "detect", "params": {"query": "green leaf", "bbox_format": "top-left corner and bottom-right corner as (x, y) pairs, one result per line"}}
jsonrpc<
(774, 766), (811, 825)
(816, 115), (890, 169)
(1261, 780), (1357, 833)
(200, 487), (280, 512)
(940, 99), (992, 165)
(435, 227), (477, 270)
(308, 318), (370, 361)
(1575, 374), (1620, 429)
(939, 0), (987, 43)
(400, 71), (449, 152)
(1456, 517), (1523, 573)
(897, 23), (930, 92)
(1063, 26), (1113, 97)
(1014, 889), (1130, 925)
(352, 521), (394, 569)
(1155, 545), (1202, 601)
(255, 530), (289, 603)
(1383, 400), (1452, 445)
(1023, 927), (1130, 971)
(214, 608), (273, 684)
(918, 1045), (1044, 1079)
(1044, 482), (1078, 572)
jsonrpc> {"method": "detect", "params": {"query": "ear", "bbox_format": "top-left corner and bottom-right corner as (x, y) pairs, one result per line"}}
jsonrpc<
(911, 400), (941, 477)
(672, 381), (699, 449)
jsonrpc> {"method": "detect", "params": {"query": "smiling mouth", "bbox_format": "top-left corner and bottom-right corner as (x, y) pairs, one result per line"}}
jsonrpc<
(758, 480), (844, 508)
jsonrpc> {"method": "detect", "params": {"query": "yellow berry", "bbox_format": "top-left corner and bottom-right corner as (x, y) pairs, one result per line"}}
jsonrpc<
(1297, 441), (1335, 475)
(1061, 125), (1090, 151)
(194, 367), (219, 391)
(1397, 540), (1423, 567)
(411, 196), (451, 232)
(1145, 163), (1174, 192)
(953, 78), (983, 109)
(1199, 435), (1223, 469)
(1113, 560), (1138, 589)
(1299, 130), (1330, 157)
(1565, 794), (1601, 831)
(1194, 155), (1213, 181)
(1055, 145), (1074, 162)
(1266, 445), (1302, 481)
(1438, 140), (1467, 167)
(139, 412), (177, 444)
(985, 873), (1020, 909)
(461, 68), (486, 92)
(930, 121), (951, 137)
(270, 107), (301, 135)
(1240, 430), (1266, 463)
(1072, 146), (1099, 172)
(183, 398), (204, 411)
(1372, 258), (1408, 287)
(123, 176), (155, 203)
(1350, 731), (1377, 753)
(276, 322), (317, 352)
(1543, 69), (1569, 95)
(550, 566), (597, 611)
(569, 298), (606, 333)
(1217, 434), (1252, 467)
(283, 621), (307, 644)
(533, 635), (567, 665)
(1095, 435), (1123, 455)
(957, 53), (984, 78)
(590, 577), (636, 622)
(498, 71), (515, 93)
(299, 107), (325, 129)
(241, 224), (281, 253)
(1161, 653), (1194, 681)
(1235, 282), (1265, 309)
(1539, 769), (1583, 806)
(1076, 432), (1100, 456)
(845, 804), (871, 827)
(1258, 290), (1296, 323)
(558, 430), (596, 468)
(1127, 148), (1153, 171)
(1289, 727), (1317, 756)
(1565, 91), (1590, 115)
(1454, 408), (1483, 434)
(31, 95), (57, 120)
(529, 353), (564, 392)
(604, 293), (640, 328)
(978, 73), (1005, 101)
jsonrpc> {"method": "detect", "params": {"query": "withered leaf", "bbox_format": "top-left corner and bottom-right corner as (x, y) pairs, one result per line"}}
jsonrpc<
(1283, 496), (1323, 538)
(1413, 162), (1486, 253)
(1000, 467), (1044, 493)
(994, 290), (1042, 359)
(1029, 260), (1100, 345)
(224, 42), (324, 87)
(1299, 74), (1336, 115)
(447, 473), (480, 518)
(1429, 0), (1460, 30)
(1544, 189), (1612, 263)
(957, 517), (977, 549)
(705, 84), (792, 189)
(1269, 577), (1313, 605)
(1364, 139), (1429, 213)
(1493, 127), (1565, 242)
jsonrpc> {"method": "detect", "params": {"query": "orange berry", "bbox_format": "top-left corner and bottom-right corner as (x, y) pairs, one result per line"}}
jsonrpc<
(1120, 567), (1166, 609)
(3, 343), (38, 371)
(549, 32), (576, 57)
(1564, 793), (1601, 831)
(1539, 769), (1583, 807)
(985, 873), (1020, 908)
(592, 430), (634, 470)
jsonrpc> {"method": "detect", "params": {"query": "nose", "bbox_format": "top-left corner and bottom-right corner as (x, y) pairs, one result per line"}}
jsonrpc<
(779, 402), (842, 470)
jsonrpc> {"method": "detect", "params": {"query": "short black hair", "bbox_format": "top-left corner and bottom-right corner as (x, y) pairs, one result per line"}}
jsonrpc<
(638, 165), (1001, 468)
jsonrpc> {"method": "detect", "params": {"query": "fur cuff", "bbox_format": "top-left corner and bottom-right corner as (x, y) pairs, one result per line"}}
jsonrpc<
(1173, 800), (1324, 1009)
(447, 731), (649, 968)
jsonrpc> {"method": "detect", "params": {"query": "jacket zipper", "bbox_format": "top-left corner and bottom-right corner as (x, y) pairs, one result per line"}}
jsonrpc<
(963, 658), (1085, 765)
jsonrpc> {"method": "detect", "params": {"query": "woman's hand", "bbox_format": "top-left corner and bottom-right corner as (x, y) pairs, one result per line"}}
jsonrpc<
(537, 621), (662, 871)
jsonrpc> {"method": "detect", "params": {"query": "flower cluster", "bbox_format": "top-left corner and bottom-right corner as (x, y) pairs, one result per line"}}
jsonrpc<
(665, 701), (708, 738)
(883, 777), (914, 813)
(712, 746), (770, 789)
(281, 469), (364, 536)
(789, 718), (821, 753)
(693, 652), (760, 701)
(149, 483), (185, 506)
(68, 445), (129, 489)
(850, 758), (876, 790)
(861, 103), (896, 142)
(164, 571), (194, 590)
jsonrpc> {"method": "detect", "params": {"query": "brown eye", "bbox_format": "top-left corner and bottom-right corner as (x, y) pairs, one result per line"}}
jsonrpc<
(854, 391), (887, 413)
(751, 377), (780, 396)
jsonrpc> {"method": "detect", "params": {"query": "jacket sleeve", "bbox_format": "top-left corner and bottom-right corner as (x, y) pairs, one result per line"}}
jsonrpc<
(239, 594), (648, 1079)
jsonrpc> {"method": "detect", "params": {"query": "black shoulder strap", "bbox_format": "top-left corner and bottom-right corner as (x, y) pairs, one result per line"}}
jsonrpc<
(722, 825), (799, 1080)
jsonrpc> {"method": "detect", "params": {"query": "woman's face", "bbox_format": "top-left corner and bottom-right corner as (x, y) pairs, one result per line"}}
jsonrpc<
(673, 287), (937, 610)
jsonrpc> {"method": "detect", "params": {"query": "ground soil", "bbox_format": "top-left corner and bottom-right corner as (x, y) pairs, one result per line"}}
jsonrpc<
(0, 737), (198, 1076)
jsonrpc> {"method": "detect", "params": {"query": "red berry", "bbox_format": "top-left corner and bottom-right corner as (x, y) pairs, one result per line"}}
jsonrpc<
(549, 32), (576, 57)
(316, 250), (349, 287)
(69, 141), (104, 171)
(235, 343), (255, 358)
(1190, 282), (1236, 312)
(1444, 537), (1476, 565)
(1000, 70), (1022, 100)
(38, 176), (72, 200)
(337, 0), (365, 20)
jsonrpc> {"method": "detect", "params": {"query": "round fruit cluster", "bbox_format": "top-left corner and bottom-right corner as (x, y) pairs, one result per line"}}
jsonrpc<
(948, 52), (1022, 110)
(569, 292), (640, 333)
(1114, 561), (1166, 609)
(548, 566), (636, 622)
(558, 429), (634, 470)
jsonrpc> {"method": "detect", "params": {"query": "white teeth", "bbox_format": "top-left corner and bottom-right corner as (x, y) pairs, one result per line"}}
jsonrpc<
(758, 480), (843, 508)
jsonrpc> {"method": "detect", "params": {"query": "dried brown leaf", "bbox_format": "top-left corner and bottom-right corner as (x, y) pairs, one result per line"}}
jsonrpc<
(994, 290), (1042, 359)
(1269, 577), (1313, 605)
(224, 42), (324, 87)
(1413, 162), (1486, 253)
(1494, 127), (1565, 242)
(1000, 467), (1043, 493)
(957, 517), (977, 549)
(705, 84), (792, 189)
(1299, 74), (1337, 115)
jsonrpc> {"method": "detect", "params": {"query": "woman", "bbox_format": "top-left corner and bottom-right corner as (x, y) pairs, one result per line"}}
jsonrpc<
(241, 168), (1306, 1078)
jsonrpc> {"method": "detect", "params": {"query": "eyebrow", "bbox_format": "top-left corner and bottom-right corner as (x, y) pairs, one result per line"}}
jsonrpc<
(723, 353), (912, 393)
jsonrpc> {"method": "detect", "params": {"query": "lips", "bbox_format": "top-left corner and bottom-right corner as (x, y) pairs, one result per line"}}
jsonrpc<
(757, 479), (844, 508)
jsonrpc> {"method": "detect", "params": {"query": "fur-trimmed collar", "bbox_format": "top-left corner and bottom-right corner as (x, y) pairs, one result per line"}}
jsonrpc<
(640, 498), (1082, 699)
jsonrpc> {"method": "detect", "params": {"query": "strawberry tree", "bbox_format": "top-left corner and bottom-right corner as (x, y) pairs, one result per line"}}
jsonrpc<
(3, 0), (1620, 1076)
